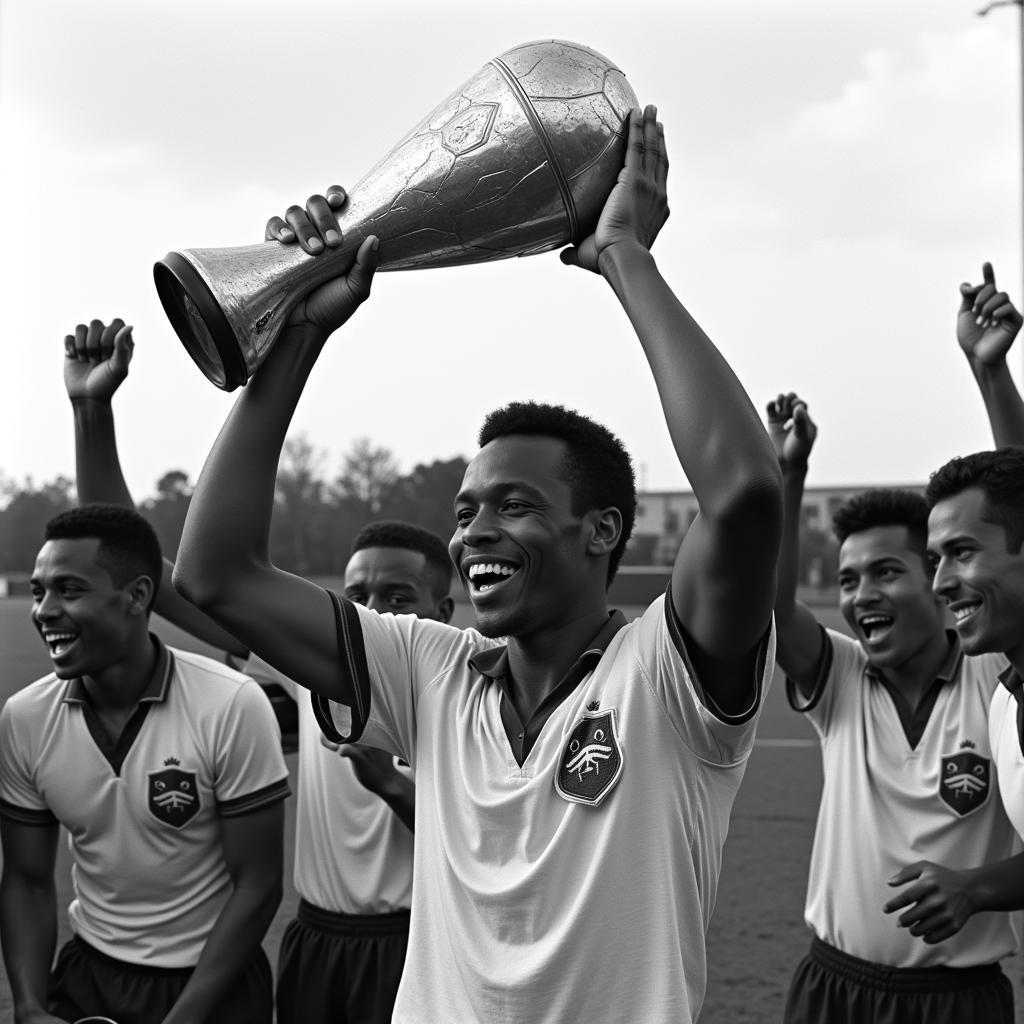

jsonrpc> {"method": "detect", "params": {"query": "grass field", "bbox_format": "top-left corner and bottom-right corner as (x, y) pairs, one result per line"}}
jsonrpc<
(2, 596), (1023, 1023)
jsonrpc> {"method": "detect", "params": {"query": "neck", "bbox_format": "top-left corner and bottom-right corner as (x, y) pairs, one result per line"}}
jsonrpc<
(83, 632), (158, 711)
(505, 606), (609, 720)
(875, 629), (952, 705)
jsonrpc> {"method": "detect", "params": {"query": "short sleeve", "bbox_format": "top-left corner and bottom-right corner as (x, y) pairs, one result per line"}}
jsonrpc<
(0, 700), (56, 825)
(314, 593), (483, 766)
(213, 680), (291, 817)
(788, 628), (865, 737)
(630, 595), (776, 766)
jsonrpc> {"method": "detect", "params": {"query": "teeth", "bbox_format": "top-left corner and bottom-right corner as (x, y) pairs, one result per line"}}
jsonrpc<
(953, 605), (980, 623)
(43, 632), (77, 656)
(467, 563), (517, 579)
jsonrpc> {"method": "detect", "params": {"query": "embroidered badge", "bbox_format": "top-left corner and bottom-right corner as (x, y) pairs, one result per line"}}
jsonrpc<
(940, 741), (990, 816)
(554, 708), (624, 806)
(148, 757), (201, 828)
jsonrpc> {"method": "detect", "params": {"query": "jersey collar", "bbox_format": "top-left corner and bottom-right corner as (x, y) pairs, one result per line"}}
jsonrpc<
(469, 610), (628, 767)
(62, 634), (174, 705)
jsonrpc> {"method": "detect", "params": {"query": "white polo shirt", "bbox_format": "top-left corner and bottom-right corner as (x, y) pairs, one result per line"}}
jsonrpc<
(242, 654), (414, 914)
(316, 591), (775, 1024)
(789, 629), (1018, 967)
(0, 638), (290, 968)
(989, 667), (1024, 841)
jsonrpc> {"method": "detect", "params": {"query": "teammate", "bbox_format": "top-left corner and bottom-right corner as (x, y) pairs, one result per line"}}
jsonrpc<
(767, 389), (1019, 1024)
(173, 106), (784, 1023)
(60, 321), (454, 1023)
(883, 263), (1024, 943)
(0, 505), (289, 1024)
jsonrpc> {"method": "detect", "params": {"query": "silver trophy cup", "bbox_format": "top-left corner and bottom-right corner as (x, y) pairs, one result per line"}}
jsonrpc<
(154, 39), (638, 390)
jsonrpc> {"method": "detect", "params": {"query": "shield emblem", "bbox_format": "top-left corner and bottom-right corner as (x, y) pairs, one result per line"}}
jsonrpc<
(554, 709), (624, 807)
(940, 750), (990, 816)
(148, 766), (201, 828)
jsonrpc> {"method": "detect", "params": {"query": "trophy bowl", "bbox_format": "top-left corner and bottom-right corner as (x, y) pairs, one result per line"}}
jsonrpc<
(154, 39), (638, 390)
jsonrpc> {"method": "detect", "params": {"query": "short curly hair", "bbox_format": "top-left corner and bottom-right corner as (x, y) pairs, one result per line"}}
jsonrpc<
(44, 504), (163, 608)
(831, 489), (929, 566)
(477, 401), (636, 585)
(351, 520), (453, 598)
(926, 447), (1024, 554)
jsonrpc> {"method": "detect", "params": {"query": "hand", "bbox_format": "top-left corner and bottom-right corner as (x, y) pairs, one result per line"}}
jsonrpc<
(339, 745), (402, 797)
(766, 392), (817, 472)
(264, 185), (379, 335)
(560, 105), (669, 274)
(883, 861), (978, 944)
(958, 262), (1022, 367)
(63, 319), (134, 402)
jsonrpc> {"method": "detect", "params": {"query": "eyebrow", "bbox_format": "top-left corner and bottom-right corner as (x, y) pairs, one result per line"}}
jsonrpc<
(454, 480), (550, 506)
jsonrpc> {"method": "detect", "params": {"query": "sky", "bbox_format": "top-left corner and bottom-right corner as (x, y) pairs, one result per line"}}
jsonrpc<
(3, 0), (1023, 501)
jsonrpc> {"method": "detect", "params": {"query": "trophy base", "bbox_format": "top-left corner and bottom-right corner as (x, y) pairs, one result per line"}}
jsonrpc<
(154, 254), (248, 391)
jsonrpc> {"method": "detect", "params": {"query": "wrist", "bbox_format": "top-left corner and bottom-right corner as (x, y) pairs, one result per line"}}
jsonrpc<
(70, 395), (113, 410)
(781, 460), (809, 479)
(598, 240), (655, 281)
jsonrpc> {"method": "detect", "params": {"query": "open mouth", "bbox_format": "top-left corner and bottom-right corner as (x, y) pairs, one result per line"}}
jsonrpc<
(466, 561), (521, 595)
(951, 602), (981, 629)
(42, 631), (79, 659)
(858, 614), (894, 643)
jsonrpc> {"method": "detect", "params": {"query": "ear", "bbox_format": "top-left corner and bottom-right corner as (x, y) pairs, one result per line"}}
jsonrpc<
(586, 507), (623, 559)
(437, 595), (455, 624)
(126, 574), (155, 616)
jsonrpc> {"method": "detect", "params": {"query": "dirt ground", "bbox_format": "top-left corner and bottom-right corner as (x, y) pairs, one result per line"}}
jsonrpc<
(3, 598), (1024, 1022)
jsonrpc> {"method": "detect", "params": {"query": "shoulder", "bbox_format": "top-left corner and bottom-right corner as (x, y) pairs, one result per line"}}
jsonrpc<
(960, 651), (1012, 690)
(2, 672), (67, 723)
(821, 628), (865, 676)
(168, 647), (271, 710)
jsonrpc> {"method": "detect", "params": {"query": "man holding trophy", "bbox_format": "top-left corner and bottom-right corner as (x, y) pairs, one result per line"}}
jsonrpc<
(173, 100), (783, 1024)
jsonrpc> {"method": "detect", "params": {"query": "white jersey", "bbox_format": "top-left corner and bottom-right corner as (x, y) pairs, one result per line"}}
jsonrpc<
(317, 593), (775, 1024)
(989, 667), (1024, 841)
(0, 639), (290, 968)
(243, 654), (414, 913)
(790, 629), (1018, 967)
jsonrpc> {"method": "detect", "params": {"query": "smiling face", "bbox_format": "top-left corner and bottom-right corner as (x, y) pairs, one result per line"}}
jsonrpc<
(343, 545), (450, 621)
(929, 487), (1024, 668)
(450, 435), (609, 639)
(837, 524), (946, 670)
(30, 536), (146, 679)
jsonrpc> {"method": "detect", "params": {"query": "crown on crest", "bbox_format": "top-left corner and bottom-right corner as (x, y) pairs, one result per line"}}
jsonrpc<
(587, 700), (600, 712)
(959, 740), (976, 750)
(164, 756), (181, 766)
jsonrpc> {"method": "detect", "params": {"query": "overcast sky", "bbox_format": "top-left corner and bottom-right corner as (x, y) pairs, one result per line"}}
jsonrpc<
(3, 0), (1022, 501)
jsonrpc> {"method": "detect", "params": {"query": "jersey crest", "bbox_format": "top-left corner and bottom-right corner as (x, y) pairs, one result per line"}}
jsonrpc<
(554, 708), (624, 806)
(148, 758), (201, 828)
(940, 743), (990, 816)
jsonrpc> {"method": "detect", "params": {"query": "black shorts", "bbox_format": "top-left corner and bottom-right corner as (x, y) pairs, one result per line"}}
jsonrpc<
(47, 934), (272, 1024)
(784, 936), (1014, 1024)
(276, 899), (411, 1024)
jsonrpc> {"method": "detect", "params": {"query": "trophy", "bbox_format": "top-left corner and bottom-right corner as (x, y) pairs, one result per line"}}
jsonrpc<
(154, 39), (638, 390)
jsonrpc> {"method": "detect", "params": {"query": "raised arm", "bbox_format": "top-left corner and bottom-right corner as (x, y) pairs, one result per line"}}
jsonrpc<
(765, 393), (827, 698)
(562, 106), (782, 713)
(958, 262), (1024, 447)
(64, 319), (247, 656)
(174, 189), (379, 704)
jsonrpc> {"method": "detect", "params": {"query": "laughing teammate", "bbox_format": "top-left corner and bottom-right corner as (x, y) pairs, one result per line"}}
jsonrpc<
(0, 506), (288, 1024)
(173, 106), (784, 1023)
(58, 320), (451, 1024)
(767, 391), (1018, 1024)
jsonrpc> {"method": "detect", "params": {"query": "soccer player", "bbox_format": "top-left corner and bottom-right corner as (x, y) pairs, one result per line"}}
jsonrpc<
(60, 322), (454, 1024)
(767, 390), (1018, 1024)
(173, 105), (783, 1024)
(0, 505), (289, 1024)
(883, 263), (1024, 950)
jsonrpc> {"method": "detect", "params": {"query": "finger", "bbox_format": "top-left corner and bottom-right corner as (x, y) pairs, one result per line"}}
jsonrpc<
(346, 235), (380, 302)
(907, 909), (949, 936)
(559, 246), (581, 268)
(959, 282), (978, 314)
(625, 107), (644, 170)
(265, 216), (296, 243)
(922, 923), (960, 944)
(99, 318), (124, 360)
(284, 204), (325, 254)
(73, 323), (89, 360)
(983, 261), (995, 287)
(655, 121), (668, 189)
(897, 895), (939, 928)
(326, 185), (348, 209)
(887, 863), (926, 886)
(642, 104), (659, 176)
(111, 325), (134, 375)
(979, 291), (1010, 319)
(306, 193), (343, 247)
(64, 333), (76, 358)
(85, 319), (106, 362)
(971, 282), (995, 315)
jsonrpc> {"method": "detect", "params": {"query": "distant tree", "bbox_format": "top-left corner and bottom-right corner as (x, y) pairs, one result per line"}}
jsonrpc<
(334, 438), (399, 516)
(0, 474), (75, 572)
(382, 456), (469, 541)
(272, 434), (332, 575)
(142, 469), (193, 560)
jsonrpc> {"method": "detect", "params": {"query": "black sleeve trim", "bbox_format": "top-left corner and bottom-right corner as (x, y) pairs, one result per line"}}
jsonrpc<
(217, 778), (291, 818)
(312, 589), (372, 745)
(0, 799), (58, 827)
(664, 586), (765, 726)
(785, 623), (833, 714)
